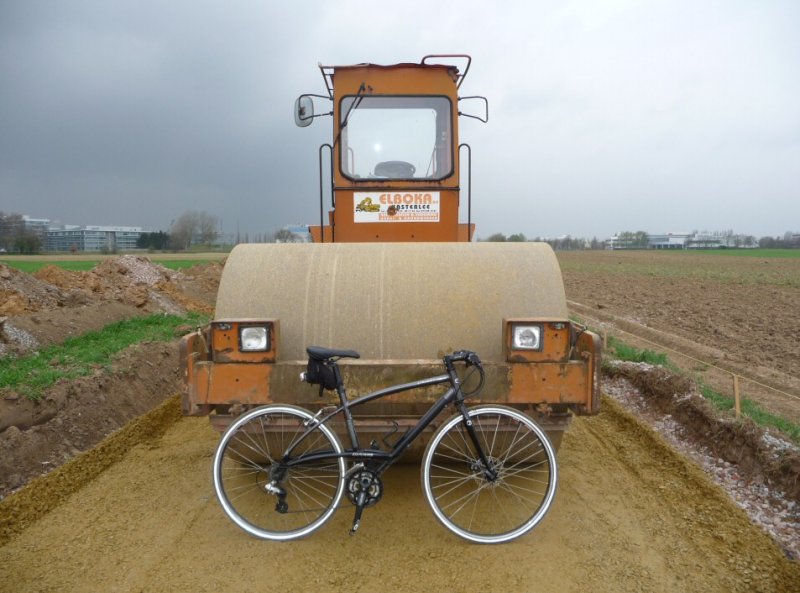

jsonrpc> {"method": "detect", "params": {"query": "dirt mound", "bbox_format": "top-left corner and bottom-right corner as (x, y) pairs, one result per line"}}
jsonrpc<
(1, 257), (221, 357)
(0, 263), (65, 315)
(0, 257), (222, 496)
(154, 261), (224, 317)
(29, 255), (182, 312)
(32, 264), (85, 290)
(171, 260), (224, 314)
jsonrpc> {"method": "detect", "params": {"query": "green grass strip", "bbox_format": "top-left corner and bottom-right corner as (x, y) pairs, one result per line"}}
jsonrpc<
(605, 336), (800, 444)
(699, 384), (800, 443)
(0, 259), (213, 273)
(683, 248), (800, 259)
(156, 259), (213, 270)
(0, 312), (208, 400)
(607, 336), (670, 366)
(0, 261), (100, 273)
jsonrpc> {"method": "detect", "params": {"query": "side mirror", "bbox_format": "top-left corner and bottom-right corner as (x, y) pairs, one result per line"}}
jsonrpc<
(458, 95), (489, 123)
(294, 95), (314, 127)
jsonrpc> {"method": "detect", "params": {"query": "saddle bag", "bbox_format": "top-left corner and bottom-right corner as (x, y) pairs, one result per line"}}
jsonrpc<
(304, 359), (338, 391)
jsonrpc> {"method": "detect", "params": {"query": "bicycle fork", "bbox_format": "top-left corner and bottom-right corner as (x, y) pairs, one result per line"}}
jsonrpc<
(457, 404), (499, 482)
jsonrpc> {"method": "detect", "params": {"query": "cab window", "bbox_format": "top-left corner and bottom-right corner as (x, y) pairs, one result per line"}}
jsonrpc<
(340, 96), (453, 181)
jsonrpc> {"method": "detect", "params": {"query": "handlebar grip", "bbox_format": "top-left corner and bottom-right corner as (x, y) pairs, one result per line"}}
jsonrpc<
(445, 350), (482, 367)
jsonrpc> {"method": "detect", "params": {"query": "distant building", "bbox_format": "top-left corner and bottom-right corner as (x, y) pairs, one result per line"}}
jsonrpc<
(21, 215), (51, 239)
(685, 232), (723, 249)
(46, 225), (143, 252)
(645, 232), (692, 249)
(608, 230), (756, 250)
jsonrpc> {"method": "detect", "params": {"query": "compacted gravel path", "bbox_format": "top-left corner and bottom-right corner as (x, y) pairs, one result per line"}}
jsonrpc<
(2, 398), (797, 593)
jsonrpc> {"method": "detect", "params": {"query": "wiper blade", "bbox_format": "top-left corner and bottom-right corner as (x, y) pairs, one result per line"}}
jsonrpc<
(333, 82), (370, 148)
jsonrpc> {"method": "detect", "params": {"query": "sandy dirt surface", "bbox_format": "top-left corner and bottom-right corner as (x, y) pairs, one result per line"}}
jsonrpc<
(1, 398), (798, 593)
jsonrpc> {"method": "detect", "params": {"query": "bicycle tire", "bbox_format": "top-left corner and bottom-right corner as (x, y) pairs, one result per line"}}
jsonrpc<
(421, 405), (557, 544)
(213, 404), (346, 541)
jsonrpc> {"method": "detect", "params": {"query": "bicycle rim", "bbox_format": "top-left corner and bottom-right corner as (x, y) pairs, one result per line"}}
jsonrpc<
(213, 405), (345, 541)
(421, 405), (557, 543)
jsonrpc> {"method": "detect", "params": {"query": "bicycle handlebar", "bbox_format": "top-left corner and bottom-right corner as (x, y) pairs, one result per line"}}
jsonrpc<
(444, 350), (482, 368)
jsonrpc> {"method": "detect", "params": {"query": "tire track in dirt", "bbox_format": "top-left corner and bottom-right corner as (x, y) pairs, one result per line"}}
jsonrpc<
(1, 399), (797, 593)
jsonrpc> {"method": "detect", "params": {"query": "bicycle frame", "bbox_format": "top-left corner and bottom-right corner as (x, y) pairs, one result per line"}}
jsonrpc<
(282, 370), (470, 475)
(213, 350), (557, 543)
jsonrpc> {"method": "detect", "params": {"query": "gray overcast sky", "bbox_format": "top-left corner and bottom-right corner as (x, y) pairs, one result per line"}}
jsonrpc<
(1, 1), (798, 240)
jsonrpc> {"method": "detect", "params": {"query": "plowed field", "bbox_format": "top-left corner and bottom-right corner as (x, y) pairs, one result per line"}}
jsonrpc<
(559, 249), (800, 421)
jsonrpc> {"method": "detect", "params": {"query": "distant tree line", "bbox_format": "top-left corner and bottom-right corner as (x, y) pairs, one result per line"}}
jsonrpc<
(169, 210), (219, 250)
(480, 229), (800, 250)
(613, 231), (650, 249)
(759, 232), (800, 249)
(482, 232), (529, 243)
(480, 232), (605, 250)
(0, 212), (42, 254)
(6, 205), (799, 254)
(136, 231), (171, 250)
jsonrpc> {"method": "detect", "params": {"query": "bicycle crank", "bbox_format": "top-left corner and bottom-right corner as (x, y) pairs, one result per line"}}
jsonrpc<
(347, 470), (383, 536)
(346, 470), (383, 508)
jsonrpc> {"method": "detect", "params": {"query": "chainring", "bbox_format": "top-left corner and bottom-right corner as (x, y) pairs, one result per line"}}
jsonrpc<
(346, 470), (383, 507)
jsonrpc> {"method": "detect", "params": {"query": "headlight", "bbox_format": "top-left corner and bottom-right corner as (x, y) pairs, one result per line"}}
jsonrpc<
(239, 326), (269, 352)
(511, 324), (542, 351)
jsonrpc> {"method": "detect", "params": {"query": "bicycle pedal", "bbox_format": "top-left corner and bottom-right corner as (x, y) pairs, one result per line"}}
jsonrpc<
(349, 520), (360, 536)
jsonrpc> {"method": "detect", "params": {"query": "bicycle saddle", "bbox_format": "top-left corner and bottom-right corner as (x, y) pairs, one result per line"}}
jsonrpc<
(306, 346), (361, 361)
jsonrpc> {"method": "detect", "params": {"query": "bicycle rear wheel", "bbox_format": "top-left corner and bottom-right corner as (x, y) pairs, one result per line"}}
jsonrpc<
(421, 405), (557, 543)
(213, 404), (346, 541)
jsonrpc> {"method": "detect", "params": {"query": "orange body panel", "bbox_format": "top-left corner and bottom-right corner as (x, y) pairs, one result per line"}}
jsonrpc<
(182, 353), (597, 414)
(319, 63), (464, 243)
(309, 221), (474, 242)
(193, 361), (273, 405)
(209, 320), (278, 363)
(507, 363), (589, 406)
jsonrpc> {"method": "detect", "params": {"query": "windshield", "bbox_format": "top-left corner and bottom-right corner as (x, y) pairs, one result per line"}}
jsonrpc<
(340, 95), (452, 181)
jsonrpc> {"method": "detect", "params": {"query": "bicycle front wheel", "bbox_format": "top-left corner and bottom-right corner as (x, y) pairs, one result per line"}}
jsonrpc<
(213, 404), (346, 541)
(421, 405), (557, 544)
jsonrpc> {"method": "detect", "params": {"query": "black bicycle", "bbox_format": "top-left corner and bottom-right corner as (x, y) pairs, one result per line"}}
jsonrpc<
(212, 347), (558, 544)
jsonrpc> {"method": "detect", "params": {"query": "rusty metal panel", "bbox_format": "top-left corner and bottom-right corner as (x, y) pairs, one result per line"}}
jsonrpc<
(503, 319), (572, 363)
(507, 362), (590, 406)
(193, 362), (273, 405)
(209, 320), (278, 363)
(189, 358), (595, 411)
(575, 330), (602, 415)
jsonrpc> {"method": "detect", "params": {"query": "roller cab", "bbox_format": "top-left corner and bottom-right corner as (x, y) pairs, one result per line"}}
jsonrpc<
(180, 56), (600, 452)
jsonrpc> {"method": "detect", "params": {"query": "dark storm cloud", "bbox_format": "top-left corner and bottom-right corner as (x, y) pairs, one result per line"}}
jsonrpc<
(1, 1), (323, 234)
(1, 1), (799, 239)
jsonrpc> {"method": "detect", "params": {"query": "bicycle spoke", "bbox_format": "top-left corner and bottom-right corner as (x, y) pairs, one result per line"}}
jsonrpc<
(438, 481), (489, 517)
(490, 485), (517, 529)
(423, 406), (558, 543)
(213, 406), (345, 540)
